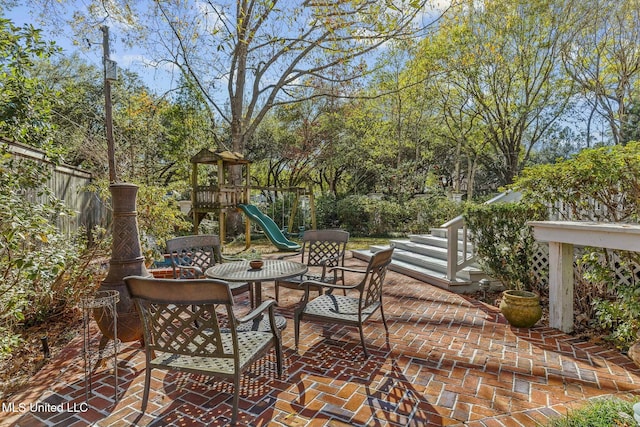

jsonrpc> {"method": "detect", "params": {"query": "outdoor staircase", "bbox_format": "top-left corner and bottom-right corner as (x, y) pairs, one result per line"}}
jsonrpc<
(352, 228), (486, 294)
(352, 191), (521, 294)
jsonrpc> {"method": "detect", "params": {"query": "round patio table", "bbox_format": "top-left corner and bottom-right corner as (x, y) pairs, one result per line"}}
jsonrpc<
(205, 259), (308, 307)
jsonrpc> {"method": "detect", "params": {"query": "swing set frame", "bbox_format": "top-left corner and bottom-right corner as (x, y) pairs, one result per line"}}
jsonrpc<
(189, 148), (316, 247)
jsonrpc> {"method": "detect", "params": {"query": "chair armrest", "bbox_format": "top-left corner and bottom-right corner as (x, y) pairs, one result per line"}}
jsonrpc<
(277, 251), (301, 260)
(330, 265), (367, 275)
(299, 279), (358, 292)
(236, 299), (277, 324)
(175, 265), (203, 277)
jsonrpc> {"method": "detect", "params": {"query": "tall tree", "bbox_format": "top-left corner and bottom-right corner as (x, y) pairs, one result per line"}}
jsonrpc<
(422, 0), (576, 185)
(561, 0), (640, 145)
(0, 18), (60, 151)
(35, 54), (106, 170)
(26, 1), (442, 154)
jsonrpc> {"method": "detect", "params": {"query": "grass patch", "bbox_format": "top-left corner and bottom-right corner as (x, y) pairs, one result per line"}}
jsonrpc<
(224, 234), (392, 254)
(546, 396), (639, 427)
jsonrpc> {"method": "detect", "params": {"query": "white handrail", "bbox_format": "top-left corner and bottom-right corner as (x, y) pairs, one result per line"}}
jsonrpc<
(443, 190), (521, 280)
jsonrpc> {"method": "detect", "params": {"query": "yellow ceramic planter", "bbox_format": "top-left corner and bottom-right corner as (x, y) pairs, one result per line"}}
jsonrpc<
(499, 289), (542, 328)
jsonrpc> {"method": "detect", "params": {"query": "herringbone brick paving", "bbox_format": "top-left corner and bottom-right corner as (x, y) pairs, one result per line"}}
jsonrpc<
(3, 254), (640, 426)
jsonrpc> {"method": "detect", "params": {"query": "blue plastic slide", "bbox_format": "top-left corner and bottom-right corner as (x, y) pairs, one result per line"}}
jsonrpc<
(238, 204), (301, 251)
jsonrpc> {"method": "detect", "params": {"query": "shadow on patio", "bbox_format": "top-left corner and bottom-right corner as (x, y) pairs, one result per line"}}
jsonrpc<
(5, 255), (640, 426)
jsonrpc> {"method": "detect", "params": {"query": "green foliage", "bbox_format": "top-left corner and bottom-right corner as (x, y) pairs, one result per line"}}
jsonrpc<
(315, 193), (340, 229)
(0, 18), (60, 149)
(322, 192), (466, 236)
(546, 396), (639, 427)
(512, 142), (640, 222)
(464, 202), (546, 291)
(335, 195), (410, 236)
(405, 194), (467, 233)
(135, 183), (193, 258)
(336, 195), (370, 235)
(587, 250), (640, 350)
(417, 0), (574, 186)
(623, 99), (640, 144)
(90, 180), (192, 263)
(512, 143), (640, 348)
(0, 151), (106, 356)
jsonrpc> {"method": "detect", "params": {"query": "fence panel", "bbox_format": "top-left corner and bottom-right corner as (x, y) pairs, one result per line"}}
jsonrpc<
(4, 139), (107, 238)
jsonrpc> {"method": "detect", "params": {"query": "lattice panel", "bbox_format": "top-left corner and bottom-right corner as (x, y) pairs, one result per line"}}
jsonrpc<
(307, 241), (342, 267)
(141, 302), (231, 358)
(609, 251), (640, 287)
(531, 243), (549, 287)
(171, 246), (215, 278)
(363, 262), (389, 309)
(531, 243), (640, 290)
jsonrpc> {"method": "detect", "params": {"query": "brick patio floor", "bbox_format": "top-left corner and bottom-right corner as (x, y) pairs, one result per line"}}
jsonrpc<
(4, 254), (640, 426)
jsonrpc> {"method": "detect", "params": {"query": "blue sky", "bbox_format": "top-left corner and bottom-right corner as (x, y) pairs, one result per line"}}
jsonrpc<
(6, 3), (174, 95)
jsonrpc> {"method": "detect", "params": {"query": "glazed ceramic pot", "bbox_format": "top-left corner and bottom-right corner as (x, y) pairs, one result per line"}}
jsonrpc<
(499, 289), (542, 328)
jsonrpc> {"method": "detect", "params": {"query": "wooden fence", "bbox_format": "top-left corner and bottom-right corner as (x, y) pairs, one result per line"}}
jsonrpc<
(3, 139), (107, 238)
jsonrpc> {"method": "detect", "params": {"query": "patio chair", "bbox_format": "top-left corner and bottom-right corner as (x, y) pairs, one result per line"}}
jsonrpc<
(124, 275), (283, 424)
(294, 247), (394, 357)
(166, 234), (252, 304)
(274, 229), (349, 302)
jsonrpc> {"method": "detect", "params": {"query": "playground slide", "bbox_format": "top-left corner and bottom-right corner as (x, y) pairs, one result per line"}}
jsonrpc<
(238, 204), (301, 251)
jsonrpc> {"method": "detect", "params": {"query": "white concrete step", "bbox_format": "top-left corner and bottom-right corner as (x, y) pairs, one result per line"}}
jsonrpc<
(391, 239), (473, 262)
(407, 234), (474, 252)
(353, 245), (488, 293)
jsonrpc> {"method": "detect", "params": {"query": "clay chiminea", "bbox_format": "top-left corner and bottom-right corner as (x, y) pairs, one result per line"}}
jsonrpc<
(94, 183), (149, 343)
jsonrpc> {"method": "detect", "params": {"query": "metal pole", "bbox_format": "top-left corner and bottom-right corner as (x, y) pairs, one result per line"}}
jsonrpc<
(101, 26), (117, 183)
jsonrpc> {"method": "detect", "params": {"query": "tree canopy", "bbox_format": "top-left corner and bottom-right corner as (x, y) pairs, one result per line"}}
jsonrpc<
(4, 0), (640, 196)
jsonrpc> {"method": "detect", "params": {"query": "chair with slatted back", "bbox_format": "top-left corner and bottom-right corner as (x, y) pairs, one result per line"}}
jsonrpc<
(124, 275), (283, 424)
(274, 229), (349, 302)
(294, 247), (394, 357)
(166, 234), (252, 304)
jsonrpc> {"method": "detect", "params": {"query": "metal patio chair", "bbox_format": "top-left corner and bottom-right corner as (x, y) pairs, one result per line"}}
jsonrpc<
(274, 229), (349, 302)
(124, 275), (283, 424)
(166, 234), (252, 304)
(294, 247), (394, 357)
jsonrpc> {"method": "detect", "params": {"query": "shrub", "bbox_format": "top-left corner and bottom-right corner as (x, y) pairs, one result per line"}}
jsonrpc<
(336, 195), (408, 236)
(90, 180), (192, 263)
(315, 193), (339, 229)
(587, 250), (640, 350)
(135, 183), (193, 259)
(512, 142), (640, 349)
(336, 195), (370, 234)
(464, 202), (547, 292)
(405, 195), (467, 233)
(513, 142), (640, 222)
(0, 153), (106, 356)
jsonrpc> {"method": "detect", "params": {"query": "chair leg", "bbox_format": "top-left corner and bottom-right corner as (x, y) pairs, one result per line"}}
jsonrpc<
(294, 311), (301, 350)
(232, 374), (240, 424)
(275, 339), (283, 377)
(380, 305), (389, 331)
(141, 366), (151, 413)
(274, 282), (280, 302)
(358, 325), (369, 358)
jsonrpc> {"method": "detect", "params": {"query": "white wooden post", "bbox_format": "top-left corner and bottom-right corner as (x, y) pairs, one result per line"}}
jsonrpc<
(529, 221), (640, 333)
(447, 224), (458, 281)
(547, 241), (574, 332)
